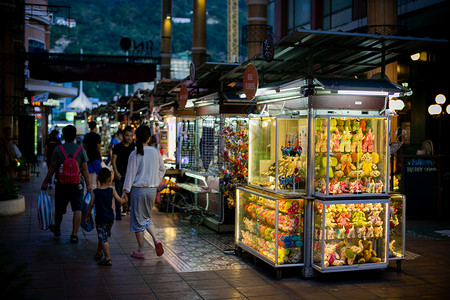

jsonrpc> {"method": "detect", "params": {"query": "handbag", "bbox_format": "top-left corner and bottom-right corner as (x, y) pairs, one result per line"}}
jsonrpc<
(81, 192), (95, 232)
(37, 191), (53, 230)
(155, 179), (167, 204)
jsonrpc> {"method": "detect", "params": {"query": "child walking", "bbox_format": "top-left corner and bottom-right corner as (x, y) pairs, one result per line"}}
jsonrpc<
(85, 167), (126, 266)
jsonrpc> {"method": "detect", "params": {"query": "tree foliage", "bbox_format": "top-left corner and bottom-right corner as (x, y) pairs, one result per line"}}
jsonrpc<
(49, 0), (247, 100)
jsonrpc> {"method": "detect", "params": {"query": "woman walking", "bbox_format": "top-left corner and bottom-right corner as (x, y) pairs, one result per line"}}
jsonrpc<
(122, 126), (165, 258)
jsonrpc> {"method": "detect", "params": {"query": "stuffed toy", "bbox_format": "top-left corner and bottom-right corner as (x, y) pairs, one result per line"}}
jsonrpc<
(366, 225), (374, 238)
(336, 226), (346, 239)
(346, 225), (356, 238)
(288, 251), (302, 263)
(351, 119), (360, 133)
(352, 211), (371, 227)
(325, 212), (337, 228)
(357, 240), (382, 263)
(335, 153), (357, 176)
(323, 242), (344, 267)
(368, 210), (383, 227)
(374, 225), (383, 238)
(339, 127), (352, 153)
(336, 119), (344, 132)
(331, 128), (341, 153)
(326, 227), (336, 240)
(362, 128), (374, 153)
(337, 239), (364, 265)
(315, 130), (328, 153)
(360, 120), (366, 133)
(330, 118), (337, 133)
(356, 225), (366, 239)
(351, 128), (365, 153)
(319, 156), (338, 178)
(335, 211), (352, 227)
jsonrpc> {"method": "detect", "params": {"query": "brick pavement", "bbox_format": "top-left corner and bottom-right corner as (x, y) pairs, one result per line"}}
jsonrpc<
(1, 166), (450, 299)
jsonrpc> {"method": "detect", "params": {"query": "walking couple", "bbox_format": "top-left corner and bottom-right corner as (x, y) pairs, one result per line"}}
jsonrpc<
(41, 125), (165, 265)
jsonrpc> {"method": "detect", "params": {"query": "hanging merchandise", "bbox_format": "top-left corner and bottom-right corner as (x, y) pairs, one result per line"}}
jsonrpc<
(220, 119), (248, 209)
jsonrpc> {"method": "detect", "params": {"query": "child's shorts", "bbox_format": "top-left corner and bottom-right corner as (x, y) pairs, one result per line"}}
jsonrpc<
(96, 222), (113, 244)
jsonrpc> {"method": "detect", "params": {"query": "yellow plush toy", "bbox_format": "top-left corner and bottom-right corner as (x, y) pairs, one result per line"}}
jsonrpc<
(357, 240), (382, 263)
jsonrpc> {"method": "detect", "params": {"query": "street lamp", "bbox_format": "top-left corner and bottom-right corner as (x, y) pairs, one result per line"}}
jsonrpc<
(428, 93), (448, 116)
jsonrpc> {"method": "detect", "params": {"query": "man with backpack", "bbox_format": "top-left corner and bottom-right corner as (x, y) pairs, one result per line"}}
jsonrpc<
(83, 121), (103, 185)
(41, 125), (92, 243)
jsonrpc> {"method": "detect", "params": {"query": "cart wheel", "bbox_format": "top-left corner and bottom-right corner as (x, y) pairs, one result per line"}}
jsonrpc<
(190, 214), (204, 225)
(396, 260), (402, 272)
(236, 246), (243, 257)
(276, 269), (282, 280)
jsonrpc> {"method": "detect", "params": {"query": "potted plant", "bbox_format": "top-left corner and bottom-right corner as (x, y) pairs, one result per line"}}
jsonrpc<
(0, 176), (25, 216)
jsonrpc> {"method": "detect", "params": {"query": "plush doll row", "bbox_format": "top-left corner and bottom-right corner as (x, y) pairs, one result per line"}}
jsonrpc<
(244, 203), (302, 234)
(240, 230), (302, 265)
(314, 239), (383, 268)
(314, 203), (385, 241)
(315, 118), (377, 154)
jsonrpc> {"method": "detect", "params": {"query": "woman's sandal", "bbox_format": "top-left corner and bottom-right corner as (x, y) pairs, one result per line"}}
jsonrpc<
(155, 241), (164, 256)
(94, 252), (103, 261)
(97, 258), (112, 266)
(70, 235), (79, 244)
(49, 225), (61, 238)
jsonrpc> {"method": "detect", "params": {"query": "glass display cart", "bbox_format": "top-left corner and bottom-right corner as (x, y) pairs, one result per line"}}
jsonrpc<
(388, 193), (406, 270)
(248, 115), (309, 196)
(313, 115), (389, 198)
(236, 186), (305, 279)
(312, 199), (389, 272)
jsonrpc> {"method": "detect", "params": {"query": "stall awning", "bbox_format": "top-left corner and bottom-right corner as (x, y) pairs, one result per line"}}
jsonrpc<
(220, 29), (448, 85)
(169, 62), (240, 98)
(25, 78), (78, 98)
(28, 53), (158, 84)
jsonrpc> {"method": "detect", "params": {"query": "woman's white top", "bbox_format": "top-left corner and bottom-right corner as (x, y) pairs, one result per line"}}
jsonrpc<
(123, 146), (166, 193)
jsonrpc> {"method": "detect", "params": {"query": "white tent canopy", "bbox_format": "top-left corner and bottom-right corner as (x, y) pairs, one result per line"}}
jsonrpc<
(67, 90), (94, 111)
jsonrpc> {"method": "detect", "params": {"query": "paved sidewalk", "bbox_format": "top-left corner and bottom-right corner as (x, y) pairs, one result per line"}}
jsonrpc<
(1, 167), (450, 299)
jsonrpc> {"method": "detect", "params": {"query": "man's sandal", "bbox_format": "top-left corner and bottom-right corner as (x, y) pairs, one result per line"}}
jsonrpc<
(97, 258), (112, 266)
(70, 235), (79, 243)
(94, 252), (102, 261)
(49, 225), (61, 237)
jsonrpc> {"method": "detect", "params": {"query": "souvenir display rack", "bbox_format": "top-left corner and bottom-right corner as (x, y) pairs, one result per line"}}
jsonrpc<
(388, 193), (405, 270)
(312, 199), (389, 272)
(248, 115), (308, 196)
(313, 115), (389, 198)
(236, 186), (305, 279)
(177, 116), (197, 170)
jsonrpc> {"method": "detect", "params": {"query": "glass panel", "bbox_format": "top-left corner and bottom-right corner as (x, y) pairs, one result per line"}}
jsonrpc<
(313, 201), (388, 269)
(314, 117), (388, 196)
(389, 194), (405, 259)
(237, 189), (304, 265)
(276, 118), (308, 195)
(248, 118), (276, 189)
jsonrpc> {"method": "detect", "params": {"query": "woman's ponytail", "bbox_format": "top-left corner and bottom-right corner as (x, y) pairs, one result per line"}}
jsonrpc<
(135, 125), (151, 156)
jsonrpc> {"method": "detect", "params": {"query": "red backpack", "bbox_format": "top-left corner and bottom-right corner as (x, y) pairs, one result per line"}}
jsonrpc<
(58, 145), (82, 184)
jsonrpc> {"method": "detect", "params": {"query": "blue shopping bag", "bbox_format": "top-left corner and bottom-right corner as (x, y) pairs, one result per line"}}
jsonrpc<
(37, 191), (53, 230)
(81, 192), (95, 232)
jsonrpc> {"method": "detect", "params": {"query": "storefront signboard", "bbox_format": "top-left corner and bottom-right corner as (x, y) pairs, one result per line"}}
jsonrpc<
(179, 84), (188, 109)
(243, 64), (258, 100)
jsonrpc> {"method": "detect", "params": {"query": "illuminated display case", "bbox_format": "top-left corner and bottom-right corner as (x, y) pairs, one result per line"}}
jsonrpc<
(314, 116), (389, 198)
(236, 186), (305, 271)
(312, 199), (389, 272)
(248, 116), (308, 196)
(389, 194), (405, 261)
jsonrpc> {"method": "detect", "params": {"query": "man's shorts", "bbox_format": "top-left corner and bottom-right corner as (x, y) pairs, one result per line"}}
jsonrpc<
(87, 159), (102, 174)
(55, 183), (84, 214)
(96, 222), (113, 244)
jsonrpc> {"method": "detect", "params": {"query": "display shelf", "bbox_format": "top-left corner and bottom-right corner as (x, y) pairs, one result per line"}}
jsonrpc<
(313, 116), (389, 198)
(236, 186), (305, 268)
(248, 116), (308, 196)
(177, 116), (198, 170)
(312, 199), (389, 273)
(389, 193), (405, 261)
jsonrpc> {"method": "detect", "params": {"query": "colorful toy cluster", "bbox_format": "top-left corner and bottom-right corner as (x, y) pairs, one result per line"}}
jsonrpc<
(389, 196), (404, 258)
(240, 193), (303, 265)
(315, 117), (385, 195)
(314, 203), (385, 241)
(313, 202), (386, 268)
(220, 120), (248, 208)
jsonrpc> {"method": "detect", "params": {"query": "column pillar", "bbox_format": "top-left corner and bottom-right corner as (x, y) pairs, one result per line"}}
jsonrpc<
(192, 0), (207, 68)
(246, 0), (269, 58)
(160, 0), (172, 79)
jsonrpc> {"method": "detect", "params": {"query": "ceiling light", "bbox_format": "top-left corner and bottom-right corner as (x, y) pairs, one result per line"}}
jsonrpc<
(410, 53), (420, 61)
(435, 94), (446, 104)
(428, 104), (442, 115)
